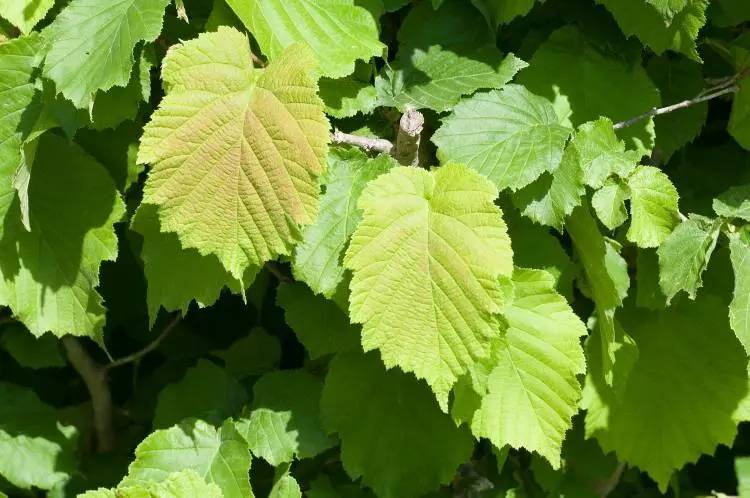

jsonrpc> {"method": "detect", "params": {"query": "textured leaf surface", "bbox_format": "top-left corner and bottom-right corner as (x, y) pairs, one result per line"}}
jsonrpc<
(0, 133), (124, 339)
(268, 473), (301, 498)
(377, 47), (527, 113)
(646, 0), (689, 20)
(320, 77), (377, 119)
(468, 269), (587, 468)
(592, 180), (629, 230)
(132, 205), (246, 326)
(133, 203), (258, 326)
(573, 119), (640, 188)
(714, 183), (750, 221)
(730, 230), (750, 352)
(343, 163), (513, 406)
(122, 419), (252, 498)
(596, 0), (708, 60)
(517, 26), (660, 156)
(657, 214), (721, 303)
(225, 0), (384, 78)
(583, 297), (749, 490)
(626, 166), (680, 248)
(0, 382), (78, 490)
(0, 0), (53, 33)
(513, 117), (637, 230)
(81, 470), (224, 498)
(433, 85), (570, 191)
(42, 0), (170, 108)
(139, 28), (329, 280)
(276, 282), (360, 359)
(293, 148), (395, 297)
(236, 370), (334, 466)
(153, 360), (247, 429)
(0, 34), (41, 230)
(512, 145), (584, 230)
(321, 353), (474, 498)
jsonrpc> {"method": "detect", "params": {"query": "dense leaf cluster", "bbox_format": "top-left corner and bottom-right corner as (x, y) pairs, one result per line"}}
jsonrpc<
(1, 0), (750, 497)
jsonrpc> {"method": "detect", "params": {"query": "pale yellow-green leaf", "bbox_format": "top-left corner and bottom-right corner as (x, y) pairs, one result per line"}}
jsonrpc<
(343, 163), (513, 408)
(139, 27), (329, 280)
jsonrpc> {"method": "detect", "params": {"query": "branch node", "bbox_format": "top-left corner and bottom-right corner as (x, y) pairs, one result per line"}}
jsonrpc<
(394, 106), (424, 166)
(331, 130), (394, 154)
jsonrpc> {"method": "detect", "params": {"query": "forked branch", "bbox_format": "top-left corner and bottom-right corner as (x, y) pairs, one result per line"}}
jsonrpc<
(331, 106), (424, 165)
(61, 314), (181, 453)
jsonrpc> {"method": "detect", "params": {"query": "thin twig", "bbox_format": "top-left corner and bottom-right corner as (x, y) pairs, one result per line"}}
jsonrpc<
(614, 85), (739, 130)
(103, 314), (181, 371)
(62, 337), (114, 453)
(393, 105), (424, 166)
(331, 130), (394, 154)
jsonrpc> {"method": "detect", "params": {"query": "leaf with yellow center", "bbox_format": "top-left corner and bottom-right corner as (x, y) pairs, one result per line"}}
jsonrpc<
(139, 27), (329, 280)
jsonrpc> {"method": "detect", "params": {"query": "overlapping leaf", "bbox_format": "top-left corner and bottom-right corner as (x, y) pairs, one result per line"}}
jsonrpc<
(121, 419), (252, 498)
(456, 269), (587, 468)
(0, 382), (78, 491)
(433, 85), (570, 192)
(596, 0), (709, 60)
(235, 370), (334, 465)
(343, 163), (513, 407)
(293, 148), (396, 297)
(730, 230), (750, 352)
(517, 26), (660, 156)
(225, 0), (384, 78)
(0, 133), (124, 339)
(583, 296), (749, 490)
(321, 353), (474, 498)
(139, 27), (329, 281)
(657, 214), (722, 303)
(42, 0), (170, 108)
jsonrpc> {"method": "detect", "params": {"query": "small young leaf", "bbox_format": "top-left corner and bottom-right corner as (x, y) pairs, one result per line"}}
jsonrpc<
(236, 370), (334, 465)
(657, 214), (722, 303)
(713, 183), (750, 221)
(592, 180), (630, 230)
(626, 166), (680, 248)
